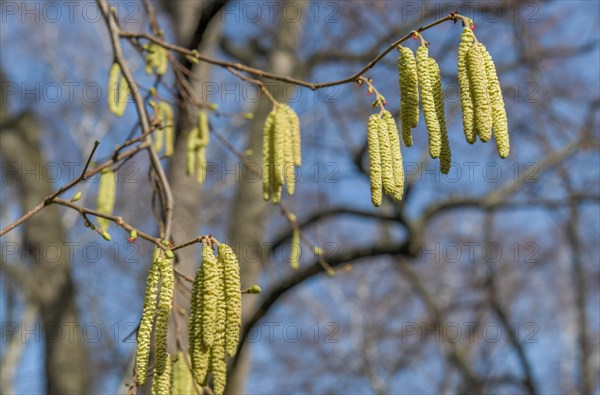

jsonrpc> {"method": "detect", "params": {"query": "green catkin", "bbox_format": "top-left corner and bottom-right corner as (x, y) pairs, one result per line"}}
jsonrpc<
(145, 43), (168, 76)
(377, 114), (395, 196)
(282, 106), (295, 195)
(108, 63), (129, 117)
(209, 334), (227, 395)
(201, 242), (219, 349)
(196, 110), (210, 183)
(97, 168), (116, 232)
(262, 111), (275, 201)
(135, 259), (161, 386)
(151, 354), (172, 395)
(416, 45), (441, 158)
(286, 105), (302, 166)
(186, 127), (199, 176)
(188, 262), (209, 386)
(208, 245), (228, 395)
(218, 244), (242, 357)
(398, 47), (419, 146)
(467, 43), (492, 142)
(367, 114), (383, 207)
(172, 353), (194, 395)
(196, 147), (207, 184)
(429, 58), (451, 174)
(198, 110), (210, 146)
(155, 256), (174, 376)
(157, 102), (175, 157)
(382, 111), (404, 200)
(273, 108), (286, 193)
(290, 230), (300, 270)
(482, 48), (510, 158)
(458, 28), (476, 144)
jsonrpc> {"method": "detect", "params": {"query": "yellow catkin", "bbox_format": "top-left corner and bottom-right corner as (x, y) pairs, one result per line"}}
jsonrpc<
(482, 48), (510, 158)
(398, 46), (419, 146)
(186, 127), (199, 176)
(188, 262), (209, 386)
(155, 256), (174, 376)
(416, 45), (441, 158)
(198, 110), (210, 146)
(367, 114), (382, 207)
(151, 354), (171, 395)
(172, 353), (194, 395)
(146, 43), (168, 76)
(383, 111), (404, 200)
(377, 114), (395, 196)
(201, 242), (219, 349)
(209, 333), (227, 395)
(458, 28), (476, 144)
(108, 63), (129, 117)
(219, 244), (242, 357)
(273, 108), (286, 192)
(157, 102), (175, 157)
(429, 58), (451, 174)
(135, 259), (160, 386)
(282, 106), (295, 195)
(97, 168), (115, 232)
(262, 111), (275, 201)
(286, 105), (302, 166)
(290, 229), (300, 270)
(196, 147), (207, 184)
(468, 43), (492, 142)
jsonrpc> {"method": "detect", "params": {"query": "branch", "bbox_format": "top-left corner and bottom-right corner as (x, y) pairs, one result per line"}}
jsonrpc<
(119, 13), (464, 90)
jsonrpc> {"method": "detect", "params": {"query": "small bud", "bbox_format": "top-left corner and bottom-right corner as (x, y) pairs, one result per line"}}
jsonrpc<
(356, 79), (363, 86)
(130, 230), (138, 239)
(162, 240), (171, 247)
(90, 224), (96, 230)
(247, 285), (261, 294)
(127, 237), (135, 243)
(471, 24), (476, 30)
(313, 246), (323, 256)
(165, 250), (174, 259)
(327, 268), (336, 277)
(244, 112), (255, 120)
(149, 100), (156, 107)
(109, 6), (116, 13)
(149, 87), (157, 97)
(70, 192), (82, 202)
(208, 103), (219, 111)
(287, 213), (297, 222)
(101, 231), (111, 241)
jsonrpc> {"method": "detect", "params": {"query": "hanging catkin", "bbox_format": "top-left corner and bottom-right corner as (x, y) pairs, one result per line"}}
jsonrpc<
(151, 354), (171, 395)
(186, 127), (199, 176)
(97, 168), (116, 232)
(429, 58), (451, 174)
(367, 114), (383, 207)
(482, 48), (510, 158)
(273, 108), (286, 194)
(290, 229), (301, 270)
(209, 333), (227, 395)
(156, 102), (174, 156)
(172, 353), (194, 395)
(188, 260), (209, 385)
(135, 256), (161, 386)
(201, 242), (219, 349)
(457, 28), (476, 144)
(377, 112), (395, 196)
(416, 45), (441, 158)
(196, 110), (210, 183)
(155, 256), (174, 375)
(262, 111), (275, 201)
(398, 46), (419, 147)
(282, 106), (295, 195)
(467, 43), (492, 142)
(382, 110), (404, 200)
(285, 105), (302, 166)
(145, 43), (168, 76)
(108, 63), (129, 117)
(218, 244), (242, 357)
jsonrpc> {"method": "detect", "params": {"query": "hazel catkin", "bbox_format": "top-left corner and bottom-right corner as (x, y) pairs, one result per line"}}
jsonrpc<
(135, 257), (161, 386)
(429, 58), (451, 174)
(171, 353), (194, 395)
(108, 63), (129, 117)
(201, 242), (219, 349)
(398, 46), (419, 147)
(367, 114), (383, 207)
(154, 256), (174, 375)
(97, 168), (116, 232)
(457, 28), (476, 144)
(482, 48), (510, 158)
(218, 243), (242, 357)
(382, 110), (404, 200)
(151, 353), (171, 395)
(416, 45), (441, 158)
(262, 111), (276, 201)
(467, 43), (492, 142)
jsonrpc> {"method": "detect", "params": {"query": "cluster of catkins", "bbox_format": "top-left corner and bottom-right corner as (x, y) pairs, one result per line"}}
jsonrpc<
(149, 352), (196, 395)
(457, 27), (509, 157)
(107, 63), (130, 117)
(186, 111), (210, 183)
(187, 241), (242, 395)
(366, 26), (509, 207)
(136, 251), (175, 387)
(367, 110), (404, 207)
(144, 42), (168, 76)
(152, 101), (175, 157)
(262, 104), (302, 203)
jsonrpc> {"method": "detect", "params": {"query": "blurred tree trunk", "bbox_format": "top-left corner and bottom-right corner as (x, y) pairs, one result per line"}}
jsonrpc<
(225, 2), (308, 393)
(0, 73), (90, 394)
